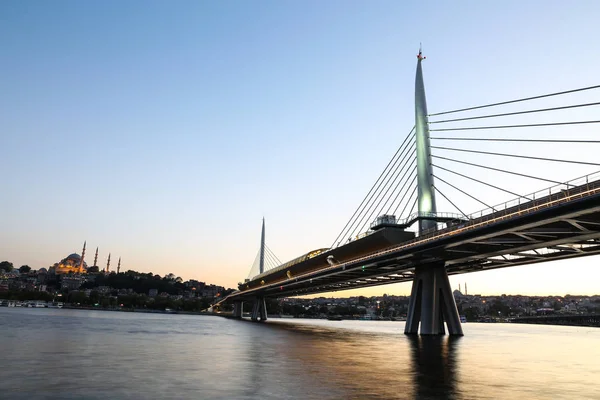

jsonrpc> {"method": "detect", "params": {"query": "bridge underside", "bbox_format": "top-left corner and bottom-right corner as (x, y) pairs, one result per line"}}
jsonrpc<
(227, 189), (600, 301)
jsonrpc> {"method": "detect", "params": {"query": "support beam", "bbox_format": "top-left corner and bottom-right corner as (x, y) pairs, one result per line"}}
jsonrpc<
(405, 263), (463, 336)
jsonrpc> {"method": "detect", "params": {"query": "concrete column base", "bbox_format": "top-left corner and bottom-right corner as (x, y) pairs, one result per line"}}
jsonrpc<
(232, 301), (243, 318)
(404, 263), (463, 336)
(250, 297), (267, 322)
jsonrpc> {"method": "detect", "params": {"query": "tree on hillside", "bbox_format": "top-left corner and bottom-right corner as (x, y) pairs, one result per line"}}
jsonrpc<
(19, 265), (31, 273)
(0, 261), (14, 272)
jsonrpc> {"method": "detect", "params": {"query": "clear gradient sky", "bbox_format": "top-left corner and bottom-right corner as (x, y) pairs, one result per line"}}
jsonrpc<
(2, 1), (600, 296)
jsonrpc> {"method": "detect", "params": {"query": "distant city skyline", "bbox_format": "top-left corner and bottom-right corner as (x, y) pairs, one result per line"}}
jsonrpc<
(2, 1), (600, 296)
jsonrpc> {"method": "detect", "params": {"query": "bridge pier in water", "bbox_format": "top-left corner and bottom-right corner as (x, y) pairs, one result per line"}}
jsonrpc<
(404, 263), (463, 335)
(233, 301), (243, 318)
(250, 297), (267, 322)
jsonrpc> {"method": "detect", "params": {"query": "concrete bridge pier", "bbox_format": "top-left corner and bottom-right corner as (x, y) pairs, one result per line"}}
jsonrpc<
(404, 263), (463, 336)
(250, 297), (267, 322)
(233, 301), (243, 318)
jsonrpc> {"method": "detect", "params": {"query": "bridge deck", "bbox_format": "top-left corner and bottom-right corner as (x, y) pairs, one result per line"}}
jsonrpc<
(224, 176), (600, 302)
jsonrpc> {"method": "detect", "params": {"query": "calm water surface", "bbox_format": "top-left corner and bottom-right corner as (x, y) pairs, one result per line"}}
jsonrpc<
(0, 308), (598, 400)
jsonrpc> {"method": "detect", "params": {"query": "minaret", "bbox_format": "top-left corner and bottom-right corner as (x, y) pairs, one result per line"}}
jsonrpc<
(106, 253), (111, 273)
(259, 218), (265, 274)
(415, 45), (437, 232)
(93, 247), (98, 267)
(79, 241), (86, 273)
(117, 257), (121, 274)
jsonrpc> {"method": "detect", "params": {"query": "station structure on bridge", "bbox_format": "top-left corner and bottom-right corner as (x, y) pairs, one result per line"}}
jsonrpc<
(218, 48), (600, 335)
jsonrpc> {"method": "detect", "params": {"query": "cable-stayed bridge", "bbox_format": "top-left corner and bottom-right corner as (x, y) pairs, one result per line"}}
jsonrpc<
(215, 49), (600, 336)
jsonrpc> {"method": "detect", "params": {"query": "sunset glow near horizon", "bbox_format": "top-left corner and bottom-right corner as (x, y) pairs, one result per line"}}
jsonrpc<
(2, 1), (600, 296)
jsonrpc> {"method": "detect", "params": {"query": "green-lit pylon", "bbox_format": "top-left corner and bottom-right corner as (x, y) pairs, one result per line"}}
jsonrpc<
(415, 47), (437, 232)
(404, 47), (464, 336)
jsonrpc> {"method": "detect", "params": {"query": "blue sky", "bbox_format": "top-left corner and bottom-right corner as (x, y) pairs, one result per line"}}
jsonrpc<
(2, 1), (600, 295)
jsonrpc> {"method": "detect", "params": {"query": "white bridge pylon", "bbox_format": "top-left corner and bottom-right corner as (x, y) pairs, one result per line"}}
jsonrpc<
(235, 218), (281, 321)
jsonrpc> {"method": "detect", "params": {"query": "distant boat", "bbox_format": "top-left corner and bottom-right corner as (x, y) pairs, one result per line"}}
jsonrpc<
(327, 315), (343, 321)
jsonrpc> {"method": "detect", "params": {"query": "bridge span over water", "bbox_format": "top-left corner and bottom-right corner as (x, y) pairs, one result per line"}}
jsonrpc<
(215, 49), (600, 336)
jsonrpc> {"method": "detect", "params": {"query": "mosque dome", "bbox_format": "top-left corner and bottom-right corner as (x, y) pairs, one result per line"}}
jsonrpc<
(55, 252), (87, 274)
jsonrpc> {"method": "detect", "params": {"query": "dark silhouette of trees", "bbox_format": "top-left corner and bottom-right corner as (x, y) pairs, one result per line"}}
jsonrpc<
(19, 265), (31, 273)
(0, 261), (14, 272)
(81, 270), (186, 295)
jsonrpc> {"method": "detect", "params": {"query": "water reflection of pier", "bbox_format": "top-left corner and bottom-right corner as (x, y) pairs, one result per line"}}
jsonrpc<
(248, 320), (463, 399)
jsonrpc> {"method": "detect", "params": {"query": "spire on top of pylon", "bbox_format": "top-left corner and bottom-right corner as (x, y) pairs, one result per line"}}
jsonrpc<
(417, 43), (426, 61)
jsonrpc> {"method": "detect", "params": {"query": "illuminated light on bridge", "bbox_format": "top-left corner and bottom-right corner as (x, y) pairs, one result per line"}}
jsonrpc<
(220, 47), (600, 336)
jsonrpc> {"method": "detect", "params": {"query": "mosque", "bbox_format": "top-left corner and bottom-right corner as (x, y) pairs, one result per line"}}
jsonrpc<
(51, 241), (121, 275)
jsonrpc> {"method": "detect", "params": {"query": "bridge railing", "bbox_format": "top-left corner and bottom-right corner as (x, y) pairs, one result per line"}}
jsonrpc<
(465, 170), (600, 222)
(415, 170), (600, 240)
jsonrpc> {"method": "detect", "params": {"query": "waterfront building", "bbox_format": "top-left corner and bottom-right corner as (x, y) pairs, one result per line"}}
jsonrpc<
(61, 275), (85, 290)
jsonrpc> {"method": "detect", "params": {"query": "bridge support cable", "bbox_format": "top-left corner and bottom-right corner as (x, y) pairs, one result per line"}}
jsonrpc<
(347, 146), (416, 240)
(392, 183), (418, 217)
(262, 246), (277, 270)
(246, 251), (261, 281)
(354, 159), (418, 236)
(333, 131), (416, 246)
(428, 84), (600, 117)
(386, 172), (417, 215)
(429, 101), (600, 125)
(405, 263), (463, 336)
(430, 120), (600, 132)
(375, 164), (418, 219)
(432, 174), (496, 211)
(431, 137), (600, 144)
(432, 155), (572, 187)
(342, 136), (415, 242)
(331, 127), (415, 248)
(263, 250), (278, 272)
(432, 146), (600, 168)
(406, 194), (418, 216)
(433, 186), (468, 219)
(432, 164), (532, 201)
(265, 245), (282, 266)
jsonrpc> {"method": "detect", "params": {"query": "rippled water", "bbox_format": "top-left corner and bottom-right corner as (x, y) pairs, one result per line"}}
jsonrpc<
(0, 308), (598, 400)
